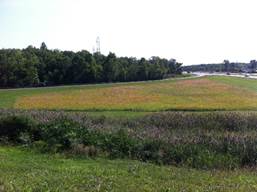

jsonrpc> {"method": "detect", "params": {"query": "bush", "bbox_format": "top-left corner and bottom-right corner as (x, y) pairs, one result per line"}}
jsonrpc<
(39, 119), (80, 151)
(101, 130), (138, 158)
(135, 140), (165, 164)
(0, 116), (35, 143)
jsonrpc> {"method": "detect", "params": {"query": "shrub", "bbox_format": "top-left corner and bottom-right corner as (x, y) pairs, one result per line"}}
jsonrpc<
(102, 130), (138, 158)
(0, 116), (35, 143)
(135, 140), (165, 164)
(39, 119), (80, 151)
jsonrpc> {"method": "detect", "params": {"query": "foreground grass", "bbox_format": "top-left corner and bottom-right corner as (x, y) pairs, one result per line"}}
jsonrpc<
(1, 146), (257, 192)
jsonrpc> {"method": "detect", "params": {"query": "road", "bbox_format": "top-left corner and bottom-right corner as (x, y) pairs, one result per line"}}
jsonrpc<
(191, 72), (257, 79)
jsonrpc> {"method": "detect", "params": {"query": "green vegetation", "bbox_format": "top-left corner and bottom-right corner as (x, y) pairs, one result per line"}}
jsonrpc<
(210, 76), (257, 92)
(1, 146), (257, 192)
(0, 43), (182, 88)
(0, 75), (190, 110)
(86, 111), (150, 118)
(1, 111), (257, 169)
(0, 76), (256, 113)
(182, 60), (257, 73)
(1, 76), (257, 191)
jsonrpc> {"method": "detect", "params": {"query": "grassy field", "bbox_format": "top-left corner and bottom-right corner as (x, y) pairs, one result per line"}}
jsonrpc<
(1, 146), (257, 192)
(0, 76), (257, 113)
(1, 76), (257, 191)
(209, 76), (257, 92)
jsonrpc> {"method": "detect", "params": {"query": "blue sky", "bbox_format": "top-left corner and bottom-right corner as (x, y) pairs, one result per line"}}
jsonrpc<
(1, 0), (257, 65)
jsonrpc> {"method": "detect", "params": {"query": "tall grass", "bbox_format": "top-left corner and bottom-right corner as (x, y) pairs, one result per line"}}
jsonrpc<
(1, 110), (257, 169)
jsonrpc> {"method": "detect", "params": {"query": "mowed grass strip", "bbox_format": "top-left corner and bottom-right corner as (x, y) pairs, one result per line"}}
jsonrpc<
(14, 76), (257, 111)
(209, 76), (257, 92)
(1, 146), (257, 192)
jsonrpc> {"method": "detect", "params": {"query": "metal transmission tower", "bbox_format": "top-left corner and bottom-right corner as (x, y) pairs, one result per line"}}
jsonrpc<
(96, 36), (101, 53)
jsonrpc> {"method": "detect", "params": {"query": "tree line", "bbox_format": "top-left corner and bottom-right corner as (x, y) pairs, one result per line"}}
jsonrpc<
(0, 43), (182, 88)
(183, 60), (257, 73)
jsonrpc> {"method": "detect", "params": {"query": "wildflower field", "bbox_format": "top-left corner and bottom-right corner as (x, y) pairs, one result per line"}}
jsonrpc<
(0, 76), (257, 113)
